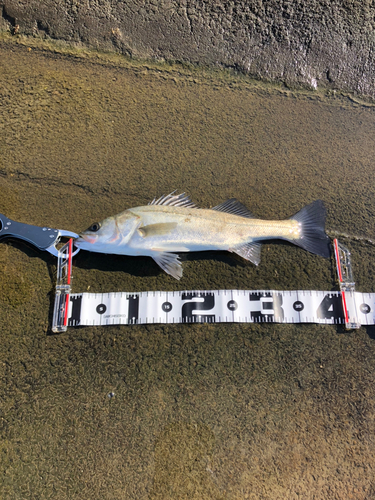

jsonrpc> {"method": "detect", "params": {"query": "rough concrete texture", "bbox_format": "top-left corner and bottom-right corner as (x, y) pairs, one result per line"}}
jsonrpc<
(1, 45), (375, 498)
(1, 0), (375, 98)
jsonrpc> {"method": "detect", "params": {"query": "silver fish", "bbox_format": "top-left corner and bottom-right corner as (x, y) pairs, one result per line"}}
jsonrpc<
(75, 192), (331, 279)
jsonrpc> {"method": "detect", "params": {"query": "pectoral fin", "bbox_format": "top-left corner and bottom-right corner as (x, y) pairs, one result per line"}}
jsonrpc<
(229, 242), (262, 265)
(138, 222), (177, 238)
(151, 251), (183, 280)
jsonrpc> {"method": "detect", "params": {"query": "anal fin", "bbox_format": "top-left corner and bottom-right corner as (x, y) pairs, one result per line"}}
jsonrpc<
(229, 242), (262, 265)
(152, 251), (183, 279)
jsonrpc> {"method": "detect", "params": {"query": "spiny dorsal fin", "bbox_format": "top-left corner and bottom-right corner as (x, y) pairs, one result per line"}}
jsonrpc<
(149, 191), (198, 208)
(212, 198), (255, 218)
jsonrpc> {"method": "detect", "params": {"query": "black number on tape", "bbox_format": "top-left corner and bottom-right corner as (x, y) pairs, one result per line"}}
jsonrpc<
(162, 301), (172, 312)
(127, 294), (139, 324)
(68, 295), (82, 326)
(317, 294), (343, 321)
(293, 301), (304, 312)
(181, 292), (215, 323)
(249, 292), (284, 322)
(227, 300), (238, 311)
(96, 303), (107, 315)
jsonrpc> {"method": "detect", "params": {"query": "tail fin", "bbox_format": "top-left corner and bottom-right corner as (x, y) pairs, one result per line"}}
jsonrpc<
(289, 200), (331, 258)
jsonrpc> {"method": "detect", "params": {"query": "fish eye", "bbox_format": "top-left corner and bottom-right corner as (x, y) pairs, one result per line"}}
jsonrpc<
(89, 222), (101, 232)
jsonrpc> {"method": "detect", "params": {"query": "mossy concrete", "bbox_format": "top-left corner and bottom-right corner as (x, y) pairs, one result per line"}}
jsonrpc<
(1, 41), (375, 499)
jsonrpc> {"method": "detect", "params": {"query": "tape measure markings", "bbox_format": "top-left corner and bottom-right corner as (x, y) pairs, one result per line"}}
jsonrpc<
(66, 290), (375, 327)
(52, 239), (374, 331)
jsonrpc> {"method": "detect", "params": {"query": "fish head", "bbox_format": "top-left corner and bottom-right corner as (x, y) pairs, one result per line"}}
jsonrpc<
(75, 215), (119, 252)
(75, 211), (141, 252)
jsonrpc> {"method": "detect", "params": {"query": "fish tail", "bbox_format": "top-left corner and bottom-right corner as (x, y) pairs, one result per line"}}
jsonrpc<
(289, 200), (331, 258)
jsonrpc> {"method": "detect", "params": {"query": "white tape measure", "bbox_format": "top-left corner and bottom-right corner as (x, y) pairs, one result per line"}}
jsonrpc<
(66, 289), (374, 327)
(52, 239), (373, 332)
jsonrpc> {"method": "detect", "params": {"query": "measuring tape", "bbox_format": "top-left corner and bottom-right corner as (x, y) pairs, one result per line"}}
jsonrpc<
(52, 239), (374, 332)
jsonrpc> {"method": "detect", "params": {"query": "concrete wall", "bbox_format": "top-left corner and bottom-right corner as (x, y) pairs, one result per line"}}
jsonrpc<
(2, 0), (375, 97)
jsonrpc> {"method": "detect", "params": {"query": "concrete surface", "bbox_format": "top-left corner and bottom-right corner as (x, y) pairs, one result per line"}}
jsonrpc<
(1, 0), (375, 98)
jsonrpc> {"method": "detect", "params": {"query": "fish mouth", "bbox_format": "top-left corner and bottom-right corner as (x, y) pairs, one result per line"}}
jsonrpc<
(76, 234), (98, 245)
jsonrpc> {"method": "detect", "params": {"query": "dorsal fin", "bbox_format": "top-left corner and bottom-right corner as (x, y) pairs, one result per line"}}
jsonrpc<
(149, 191), (198, 208)
(212, 198), (255, 218)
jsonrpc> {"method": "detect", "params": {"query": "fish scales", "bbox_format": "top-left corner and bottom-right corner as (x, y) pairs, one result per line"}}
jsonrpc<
(126, 206), (301, 250)
(76, 192), (331, 279)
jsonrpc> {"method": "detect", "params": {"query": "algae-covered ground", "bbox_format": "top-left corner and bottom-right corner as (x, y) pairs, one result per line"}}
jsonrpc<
(1, 40), (375, 499)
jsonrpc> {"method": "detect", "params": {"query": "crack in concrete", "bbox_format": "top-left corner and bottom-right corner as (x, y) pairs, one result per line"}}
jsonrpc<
(0, 169), (144, 199)
(0, 169), (95, 195)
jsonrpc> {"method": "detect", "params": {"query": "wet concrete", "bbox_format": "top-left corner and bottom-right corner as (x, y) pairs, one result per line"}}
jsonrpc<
(1, 40), (375, 499)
